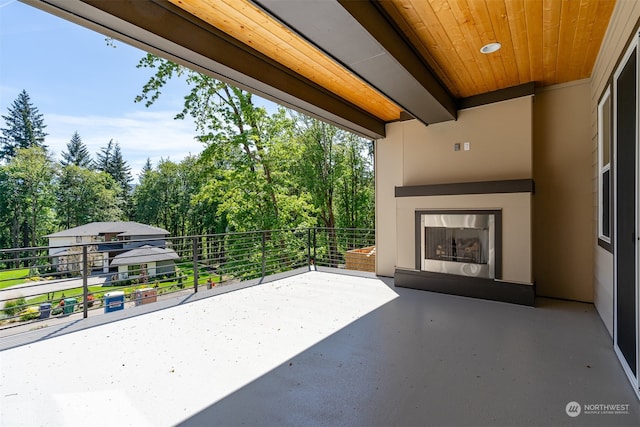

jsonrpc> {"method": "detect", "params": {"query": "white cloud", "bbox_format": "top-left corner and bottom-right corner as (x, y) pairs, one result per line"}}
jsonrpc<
(45, 110), (204, 181)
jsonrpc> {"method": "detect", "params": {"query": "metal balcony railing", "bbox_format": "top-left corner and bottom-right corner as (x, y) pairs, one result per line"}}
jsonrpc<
(0, 228), (375, 332)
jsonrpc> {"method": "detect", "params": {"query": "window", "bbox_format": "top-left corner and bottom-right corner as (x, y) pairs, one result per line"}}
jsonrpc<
(598, 87), (612, 246)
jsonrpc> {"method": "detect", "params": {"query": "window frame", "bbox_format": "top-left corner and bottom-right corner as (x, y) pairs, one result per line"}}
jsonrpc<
(598, 85), (613, 251)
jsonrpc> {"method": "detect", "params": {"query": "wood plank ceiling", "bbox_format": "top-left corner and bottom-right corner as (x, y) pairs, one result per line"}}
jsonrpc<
(380, 0), (617, 98)
(25, 0), (617, 137)
(169, 0), (616, 107)
(167, 0), (403, 122)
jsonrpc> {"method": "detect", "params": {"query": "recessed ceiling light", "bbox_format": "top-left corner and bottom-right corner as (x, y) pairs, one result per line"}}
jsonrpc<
(480, 42), (502, 54)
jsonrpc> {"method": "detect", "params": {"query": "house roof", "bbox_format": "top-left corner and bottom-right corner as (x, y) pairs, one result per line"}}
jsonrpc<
(25, 0), (615, 139)
(110, 245), (179, 266)
(46, 222), (170, 238)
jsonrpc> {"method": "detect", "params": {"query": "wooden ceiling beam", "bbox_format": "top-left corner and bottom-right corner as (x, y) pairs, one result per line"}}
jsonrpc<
(338, 0), (458, 124)
(24, 0), (387, 138)
(255, 0), (457, 125)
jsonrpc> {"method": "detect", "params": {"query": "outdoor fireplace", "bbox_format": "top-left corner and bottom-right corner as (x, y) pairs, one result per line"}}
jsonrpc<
(395, 182), (533, 305)
(418, 210), (501, 279)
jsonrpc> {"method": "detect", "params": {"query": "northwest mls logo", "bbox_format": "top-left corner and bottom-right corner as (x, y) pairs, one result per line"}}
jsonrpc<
(565, 401), (581, 417)
(565, 401), (631, 417)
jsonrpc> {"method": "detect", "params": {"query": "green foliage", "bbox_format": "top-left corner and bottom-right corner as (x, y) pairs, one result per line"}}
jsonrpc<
(19, 306), (40, 322)
(131, 56), (375, 236)
(28, 266), (40, 277)
(0, 57), (375, 254)
(60, 131), (93, 168)
(95, 139), (132, 216)
(0, 90), (48, 161)
(55, 164), (124, 229)
(335, 134), (375, 229)
(3, 297), (26, 317)
(0, 147), (57, 248)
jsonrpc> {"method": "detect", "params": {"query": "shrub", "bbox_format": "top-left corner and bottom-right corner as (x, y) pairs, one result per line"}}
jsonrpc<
(19, 306), (40, 322)
(3, 297), (27, 317)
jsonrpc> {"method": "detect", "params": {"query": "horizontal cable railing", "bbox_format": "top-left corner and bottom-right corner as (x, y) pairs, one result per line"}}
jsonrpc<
(0, 228), (375, 331)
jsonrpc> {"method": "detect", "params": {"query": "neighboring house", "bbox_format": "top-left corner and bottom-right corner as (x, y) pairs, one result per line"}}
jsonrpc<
(110, 245), (179, 281)
(46, 222), (170, 273)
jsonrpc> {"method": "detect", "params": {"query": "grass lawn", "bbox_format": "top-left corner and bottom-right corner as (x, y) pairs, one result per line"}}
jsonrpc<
(0, 268), (30, 290)
(26, 286), (108, 306)
(24, 271), (223, 306)
(4, 262), (227, 318)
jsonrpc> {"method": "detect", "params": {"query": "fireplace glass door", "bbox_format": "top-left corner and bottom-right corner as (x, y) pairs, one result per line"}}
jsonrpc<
(425, 227), (488, 265)
(420, 212), (496, 279)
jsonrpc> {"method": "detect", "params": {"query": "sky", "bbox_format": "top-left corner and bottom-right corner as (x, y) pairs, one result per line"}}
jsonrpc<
(0, 0), (274, 180)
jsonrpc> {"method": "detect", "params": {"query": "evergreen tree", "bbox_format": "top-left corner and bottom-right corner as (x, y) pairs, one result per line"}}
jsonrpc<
(0, 90), (48, 162)
(95, 139), (114, 171)
(140, 157), (153, 179)
(60, 131), (93, 168)
(109, 143), (133, 195)
(96, 139), (132, 194)
(96, 140), (133, 218)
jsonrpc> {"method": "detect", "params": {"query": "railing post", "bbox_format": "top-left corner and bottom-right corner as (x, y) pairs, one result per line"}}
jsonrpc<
(261, 231), (267, 280)
(312, 228), (317, 271)
(193, 237), (199, 293)
(307, 228), (311, 270)
(82, 245), (88, 319)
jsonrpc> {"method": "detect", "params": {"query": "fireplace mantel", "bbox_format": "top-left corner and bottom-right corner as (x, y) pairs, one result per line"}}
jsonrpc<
(395, 179), (534, 198)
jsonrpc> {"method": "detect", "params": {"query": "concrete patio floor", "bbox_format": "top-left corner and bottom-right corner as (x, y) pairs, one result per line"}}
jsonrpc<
(0, 270), (638, 426)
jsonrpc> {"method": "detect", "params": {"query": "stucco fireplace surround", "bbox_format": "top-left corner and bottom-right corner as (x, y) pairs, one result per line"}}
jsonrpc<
(394, 179), (535, 306)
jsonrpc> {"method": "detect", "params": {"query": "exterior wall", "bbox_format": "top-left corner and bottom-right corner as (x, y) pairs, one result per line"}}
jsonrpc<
(532, 80), (593, 302)
(148, 261), (157, 278)
(590, 1), (640, 336)
(402, 97), (532, 185)
(375, 123), (403, 277)
(376, 96), (533, 284)
(48, 236), (91, 256)
(118, 265), (127, 280)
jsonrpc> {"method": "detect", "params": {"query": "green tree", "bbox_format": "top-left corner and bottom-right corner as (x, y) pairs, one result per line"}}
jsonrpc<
(96, 139), (132, 216)
(109, 143), (133, 195)
(140, 157), (153, 177)
(0, 147), (56, 249)
(56, 165), (124, 228)
(183, 155), (225, 236)
(336, 134), (375, 229)
(136, 55), (312, 232)
(132, 158), (160, 226)
(60, 131), (93, 168)
(0, 90), (48, 162)
(132, 156), (218, 237)
(294, 116), (339, 230)
(96, 139), (132, 191)
(95, 139), (114, 171)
